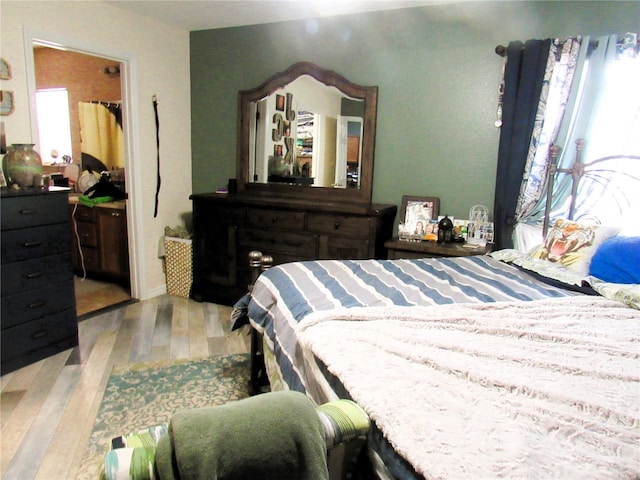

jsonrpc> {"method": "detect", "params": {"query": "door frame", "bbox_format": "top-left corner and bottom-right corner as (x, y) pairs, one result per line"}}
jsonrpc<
(23, 28), (142, 300)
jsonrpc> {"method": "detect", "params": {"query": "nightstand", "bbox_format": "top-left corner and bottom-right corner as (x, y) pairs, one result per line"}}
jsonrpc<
(384, 238), (492, 259)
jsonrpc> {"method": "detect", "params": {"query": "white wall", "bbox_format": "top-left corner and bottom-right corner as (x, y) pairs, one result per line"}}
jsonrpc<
(1, 1), (192, 300)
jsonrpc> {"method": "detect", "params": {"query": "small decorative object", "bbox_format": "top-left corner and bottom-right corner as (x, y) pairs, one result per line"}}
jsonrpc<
(268, 155), (288, 176)
(452, 219), (469, 240)
(437, 215), (454, 243)
(2, 143), (43, 187)
(398, 223), (422, 242)
(1, 121), (6, 154)
(467, 205), (490, 246)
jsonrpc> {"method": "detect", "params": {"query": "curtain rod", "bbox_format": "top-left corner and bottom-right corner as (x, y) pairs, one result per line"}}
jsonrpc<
(494, 37), (632, 57)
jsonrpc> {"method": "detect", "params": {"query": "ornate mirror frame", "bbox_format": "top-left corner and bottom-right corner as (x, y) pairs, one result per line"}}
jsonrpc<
(237, 62), (378, 205)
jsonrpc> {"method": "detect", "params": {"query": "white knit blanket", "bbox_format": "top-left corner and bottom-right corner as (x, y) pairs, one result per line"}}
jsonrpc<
(298, 296), (640, 479)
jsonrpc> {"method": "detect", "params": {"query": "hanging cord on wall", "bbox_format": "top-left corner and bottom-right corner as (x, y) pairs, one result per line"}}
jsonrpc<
(153, 95), (161, 217)
(71, 203), (88, 281)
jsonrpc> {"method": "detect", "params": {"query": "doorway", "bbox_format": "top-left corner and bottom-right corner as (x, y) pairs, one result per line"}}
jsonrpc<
(25, 30), (140, 317)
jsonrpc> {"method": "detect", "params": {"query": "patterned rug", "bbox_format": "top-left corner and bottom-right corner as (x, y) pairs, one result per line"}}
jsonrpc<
(77, 354), (251, 479)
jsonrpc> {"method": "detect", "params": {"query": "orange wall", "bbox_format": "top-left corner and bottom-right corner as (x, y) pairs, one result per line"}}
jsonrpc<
(34, 47), (122, 165)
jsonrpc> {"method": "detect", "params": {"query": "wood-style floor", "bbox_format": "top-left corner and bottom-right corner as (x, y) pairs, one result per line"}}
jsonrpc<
(0, 294), (251, 480)
(74, 277), (133, 318)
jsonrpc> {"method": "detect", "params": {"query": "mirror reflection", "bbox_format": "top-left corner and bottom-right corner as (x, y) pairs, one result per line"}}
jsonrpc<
(249, 75), (363, 189)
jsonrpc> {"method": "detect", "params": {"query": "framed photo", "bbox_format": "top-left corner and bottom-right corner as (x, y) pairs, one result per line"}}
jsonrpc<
(400, 195), (440, 236)
(275, 94), (285, 111)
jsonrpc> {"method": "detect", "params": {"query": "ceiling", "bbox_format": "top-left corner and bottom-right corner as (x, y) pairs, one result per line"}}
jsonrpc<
(104, 0), (445, 31)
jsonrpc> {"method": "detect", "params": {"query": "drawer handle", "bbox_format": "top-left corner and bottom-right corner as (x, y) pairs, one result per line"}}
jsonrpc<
(31, 330), (48, 340)
(111, 212), (121, 217)
(19, 209), (38, 215)
(29, 301), (46, 309)
(271, 216), (278, 223)
(26, 271), (44, 279)
(23, 241), (43, 248)
(334, 221), (341, 229)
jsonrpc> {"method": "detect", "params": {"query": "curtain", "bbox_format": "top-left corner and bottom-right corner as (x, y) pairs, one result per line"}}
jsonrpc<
(512, 38), (582, 250)
(527, 34), (639, 236)
(78, 101), (125, 171)
(493, 39), (551, 250)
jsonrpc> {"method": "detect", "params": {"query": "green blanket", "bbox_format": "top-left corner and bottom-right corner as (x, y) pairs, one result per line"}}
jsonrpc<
(155, 391), (329, 480)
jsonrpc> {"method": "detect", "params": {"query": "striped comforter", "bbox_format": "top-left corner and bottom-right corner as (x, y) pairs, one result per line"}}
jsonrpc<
(247, 255), (580, 394)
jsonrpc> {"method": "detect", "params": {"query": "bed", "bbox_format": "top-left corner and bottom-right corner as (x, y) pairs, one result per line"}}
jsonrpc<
(240, 245), (640, 479)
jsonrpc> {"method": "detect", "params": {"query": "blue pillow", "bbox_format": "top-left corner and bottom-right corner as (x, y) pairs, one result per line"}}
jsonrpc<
(589, 236), (640, 284)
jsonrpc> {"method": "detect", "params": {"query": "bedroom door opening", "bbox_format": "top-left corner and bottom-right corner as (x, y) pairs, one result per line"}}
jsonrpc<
(24, 29), (141, 314)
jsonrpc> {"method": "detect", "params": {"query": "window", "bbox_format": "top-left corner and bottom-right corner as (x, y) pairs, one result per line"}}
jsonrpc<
(573, 47), (640, 233)
(35, 88), (73, 164)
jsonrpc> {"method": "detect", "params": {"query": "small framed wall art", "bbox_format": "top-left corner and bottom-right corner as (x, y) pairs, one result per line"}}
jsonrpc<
(0, 58), (11, 80)
(0, 91), (15, 116)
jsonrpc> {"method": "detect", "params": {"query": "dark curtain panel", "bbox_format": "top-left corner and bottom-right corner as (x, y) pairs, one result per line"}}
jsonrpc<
(493, 39), (551, 250)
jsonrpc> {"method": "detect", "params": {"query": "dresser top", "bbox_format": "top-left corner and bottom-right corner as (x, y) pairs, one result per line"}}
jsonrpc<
(1, 186), (70, 198)
(190, 192), (396, 216)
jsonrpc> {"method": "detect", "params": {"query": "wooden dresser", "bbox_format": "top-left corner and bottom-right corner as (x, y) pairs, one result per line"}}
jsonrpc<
(190, 193), (397, 305)
(1, 188), (79, 374)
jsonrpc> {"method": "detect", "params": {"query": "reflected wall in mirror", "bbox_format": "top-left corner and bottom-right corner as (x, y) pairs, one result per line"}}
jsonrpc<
(250, 75), (363, 188)
(238, 62), (378, 205)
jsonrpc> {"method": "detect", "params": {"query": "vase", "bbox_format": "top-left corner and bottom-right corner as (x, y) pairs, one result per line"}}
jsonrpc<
(2, 144), (43, 187)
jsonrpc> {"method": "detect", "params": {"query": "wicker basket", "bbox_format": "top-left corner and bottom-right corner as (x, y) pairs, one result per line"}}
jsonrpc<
(163, 237), (193, 298)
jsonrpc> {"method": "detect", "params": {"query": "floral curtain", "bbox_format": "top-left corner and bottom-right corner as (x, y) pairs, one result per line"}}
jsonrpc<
(511, 38), (582, 250)
(513, 33), (640, 249)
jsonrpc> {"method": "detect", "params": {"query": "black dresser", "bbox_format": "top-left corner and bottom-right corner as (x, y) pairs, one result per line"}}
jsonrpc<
(1, 188), (79, 374)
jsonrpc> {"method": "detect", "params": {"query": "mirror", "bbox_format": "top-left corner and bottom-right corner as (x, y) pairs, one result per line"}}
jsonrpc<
(237, 62), (378, 205)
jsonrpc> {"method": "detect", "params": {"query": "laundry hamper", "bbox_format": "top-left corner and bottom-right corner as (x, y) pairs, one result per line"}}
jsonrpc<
(163, 236), (193, 298)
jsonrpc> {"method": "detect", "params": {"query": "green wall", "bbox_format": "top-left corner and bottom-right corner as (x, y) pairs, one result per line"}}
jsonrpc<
(190, 1), (639, 221)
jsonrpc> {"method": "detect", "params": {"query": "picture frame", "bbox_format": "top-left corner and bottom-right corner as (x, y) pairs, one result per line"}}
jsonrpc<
(0, 58), (11, 80)
(275, 94), (285, 111)
(400, 195), (440, 236)
(0, 91), (15, 116)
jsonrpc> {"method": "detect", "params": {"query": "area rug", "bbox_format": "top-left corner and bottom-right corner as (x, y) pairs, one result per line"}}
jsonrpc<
(77, 354), (251, 479)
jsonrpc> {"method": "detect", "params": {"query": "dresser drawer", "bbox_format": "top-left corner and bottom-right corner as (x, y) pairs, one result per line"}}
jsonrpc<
(247, 208), (306, 231)
(1, 254), (73, 297)
(1, 194), (68, 230)
(1, 223), (71, 264)
(308, 213), (371, 239)
(238, 227), (317, 257)
(319, 236), (370, 259)
(2, 282), (75, 328)
(214, 206), (246, 224)
(1, 309), (78, 367)
(75, 221), (98, 247)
